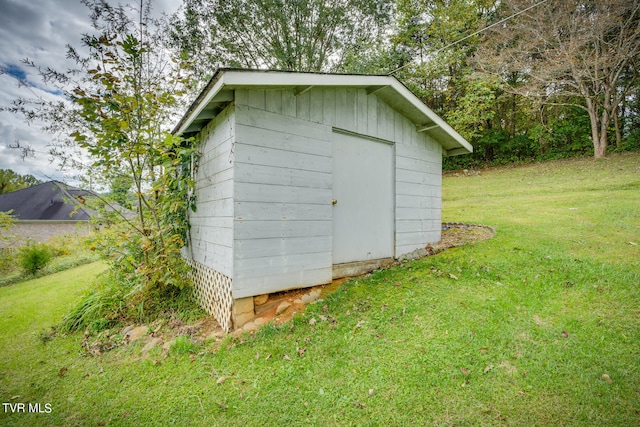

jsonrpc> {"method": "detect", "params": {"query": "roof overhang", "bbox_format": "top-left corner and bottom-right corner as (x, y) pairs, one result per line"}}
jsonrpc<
(173, 69), (472, 156)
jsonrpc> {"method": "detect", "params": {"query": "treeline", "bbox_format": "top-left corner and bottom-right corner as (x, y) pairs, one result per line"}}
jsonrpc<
(170, 0), (640, 168)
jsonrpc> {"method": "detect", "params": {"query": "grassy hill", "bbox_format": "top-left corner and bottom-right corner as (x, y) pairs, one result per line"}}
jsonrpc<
(1, 153), (638, 426)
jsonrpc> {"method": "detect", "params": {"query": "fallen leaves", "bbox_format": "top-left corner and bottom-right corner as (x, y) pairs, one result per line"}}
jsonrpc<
(296, 346), (306, 357)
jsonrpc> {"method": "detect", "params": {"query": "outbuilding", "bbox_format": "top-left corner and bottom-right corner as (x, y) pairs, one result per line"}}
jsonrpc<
(174, 69), (472, 331)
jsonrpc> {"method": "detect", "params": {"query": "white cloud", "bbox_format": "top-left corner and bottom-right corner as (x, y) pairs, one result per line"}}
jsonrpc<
(0, 0), (181, 183)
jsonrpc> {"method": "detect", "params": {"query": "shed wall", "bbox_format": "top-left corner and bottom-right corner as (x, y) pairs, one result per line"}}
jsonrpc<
(188, 106), (235, 278)
(232, 89), (333, 298)
(230, 87), (442, 298)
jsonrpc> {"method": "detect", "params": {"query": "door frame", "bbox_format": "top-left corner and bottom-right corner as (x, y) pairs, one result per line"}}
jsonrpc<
(330, 128), (396, 267)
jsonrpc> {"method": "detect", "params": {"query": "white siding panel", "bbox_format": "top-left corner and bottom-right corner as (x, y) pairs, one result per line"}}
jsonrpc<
(282, 90), (296, 117)
(236, 104), (332, 141)
(237, 124), (331, 157)
(357, 89), (368, 134)
(345, 89), (357, 131)
(367, 93), (378, 136)
(234, 202), (331, 221)
(296, 90), (310, 120)
(335, 88), (347, 129)
(265, 89), (282, 114)
(188, 106), (235, 277)
(235, 163), (331, 189)
(234, 144), (331, 173)
(230, 100), (334, 297)
(234, 252), (331, 275)
(323, 88), (336, 126)
(309, 88), (324, 123)
(248, 88), (266, 110)
(191, 198), (234, 218)
(235, 235), (331, 259)
(193, 179), (233, 203)
(233, 267), (332, 299)
(396, 182), (441, 198)
(235, 220), (331, 240)
(235, 182), (331, 204)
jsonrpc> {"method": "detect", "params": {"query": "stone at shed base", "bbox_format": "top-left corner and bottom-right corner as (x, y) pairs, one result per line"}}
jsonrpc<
(254, 294), (269, 305)
(125, 326), (149, 342)
(301, 290), (321, 304)
(401, 247), (429, 261)
(276, 301), (291, 315)
(242, 321), (259, 332)
(232, 297), (255, 329)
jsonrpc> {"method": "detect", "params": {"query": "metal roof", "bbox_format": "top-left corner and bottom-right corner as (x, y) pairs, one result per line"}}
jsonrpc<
(173, 69), (472, 157)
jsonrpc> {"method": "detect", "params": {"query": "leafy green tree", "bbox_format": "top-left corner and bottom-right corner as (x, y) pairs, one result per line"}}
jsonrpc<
(7, 0), (198, 307)
(168, 0), (393, 79)
(0, 169), (41, 194)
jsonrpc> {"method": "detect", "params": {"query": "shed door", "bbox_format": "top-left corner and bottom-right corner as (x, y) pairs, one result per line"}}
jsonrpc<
(332, 132), (394, 264)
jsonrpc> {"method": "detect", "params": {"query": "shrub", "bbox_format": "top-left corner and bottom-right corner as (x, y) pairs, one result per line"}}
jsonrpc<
(18, 244), (52, 275)
(62, 270), (129, 332)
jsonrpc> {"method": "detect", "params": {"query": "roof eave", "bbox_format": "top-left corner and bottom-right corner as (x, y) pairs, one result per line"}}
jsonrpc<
(173, 69), (472, 155)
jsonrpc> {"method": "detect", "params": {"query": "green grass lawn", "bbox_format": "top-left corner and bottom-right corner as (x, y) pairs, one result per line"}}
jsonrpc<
(1, 153), (639, 426)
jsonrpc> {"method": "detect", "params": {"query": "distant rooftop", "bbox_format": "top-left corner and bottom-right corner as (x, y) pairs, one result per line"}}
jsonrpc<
(0, 181), (94, 221)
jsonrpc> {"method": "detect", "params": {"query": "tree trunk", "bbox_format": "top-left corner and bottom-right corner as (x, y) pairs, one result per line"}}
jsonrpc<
(586, 98), (609, 159)
(594, 135), (607, 158)
(614, 107), (622, 149)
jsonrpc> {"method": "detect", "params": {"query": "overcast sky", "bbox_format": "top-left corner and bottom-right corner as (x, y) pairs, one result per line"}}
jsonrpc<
(0, 0), (181, 184)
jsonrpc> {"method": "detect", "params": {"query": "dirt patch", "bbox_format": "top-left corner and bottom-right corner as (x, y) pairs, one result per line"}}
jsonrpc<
(431, 223), (496, 252)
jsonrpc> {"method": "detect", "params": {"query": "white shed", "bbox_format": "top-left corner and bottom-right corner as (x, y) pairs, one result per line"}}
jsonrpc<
(174, 69), (472, 331)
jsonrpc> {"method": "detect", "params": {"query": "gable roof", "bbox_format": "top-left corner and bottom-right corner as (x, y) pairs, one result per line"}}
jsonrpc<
(173, 69), (472, 157)
(0, 181), (93, 221)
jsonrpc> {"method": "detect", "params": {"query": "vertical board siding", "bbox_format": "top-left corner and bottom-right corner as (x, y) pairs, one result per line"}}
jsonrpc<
(188, 107), (235, 277)
(233, 92), (333, 297)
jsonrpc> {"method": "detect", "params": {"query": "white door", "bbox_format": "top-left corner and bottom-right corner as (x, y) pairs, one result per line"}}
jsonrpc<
(332, 132), (394, 264)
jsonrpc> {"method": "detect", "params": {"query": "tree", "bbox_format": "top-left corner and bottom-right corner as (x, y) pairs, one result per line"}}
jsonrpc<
(0, 169), (41, 194)
(6, 0), (198, 302)
(168, 0), (393, 79)
(477, 0), (640, 158)
(388, 0), (506, 142)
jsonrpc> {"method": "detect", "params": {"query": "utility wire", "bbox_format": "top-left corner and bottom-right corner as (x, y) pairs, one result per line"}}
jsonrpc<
(387, 0), (549, 75)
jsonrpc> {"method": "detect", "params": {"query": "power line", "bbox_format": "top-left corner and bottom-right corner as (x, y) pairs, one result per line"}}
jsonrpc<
(387, 0), (549, 76)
